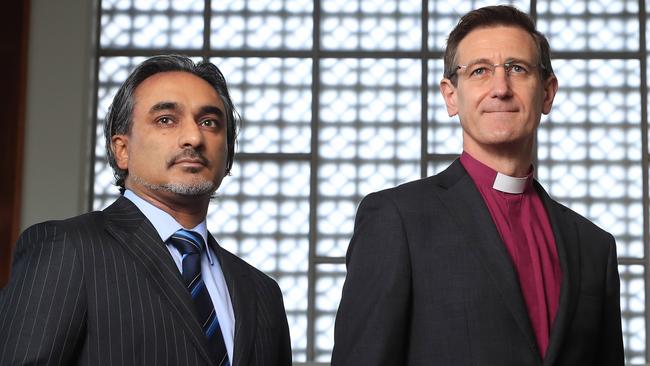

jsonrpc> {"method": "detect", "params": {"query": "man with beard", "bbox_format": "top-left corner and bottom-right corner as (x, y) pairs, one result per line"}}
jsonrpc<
(0, 55), (292, 366)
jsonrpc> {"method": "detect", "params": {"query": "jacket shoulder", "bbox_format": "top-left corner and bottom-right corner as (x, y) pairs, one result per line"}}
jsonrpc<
(550, 199), (614, 241)
(23, 210), (105, 234)
(366, 175), (439, 200)
(18, 211), (106, 247)
(359, 171), (451, 214)
(535, 180), (614, 242)
(364, 160), (463, 202)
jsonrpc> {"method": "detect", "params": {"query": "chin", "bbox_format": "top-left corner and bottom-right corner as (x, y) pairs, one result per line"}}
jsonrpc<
(487, 135), (533, 150)
(164, 181), (217, 196)
(138, 176), (217, 196)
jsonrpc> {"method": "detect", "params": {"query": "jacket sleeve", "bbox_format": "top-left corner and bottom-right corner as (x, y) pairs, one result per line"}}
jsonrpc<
(331, 192), (411, 366)
(274, 280), (293, 366)
(0, 222), (87, 365)
(597, 236), (624, 365)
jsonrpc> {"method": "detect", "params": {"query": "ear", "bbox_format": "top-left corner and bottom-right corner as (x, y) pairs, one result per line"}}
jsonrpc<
(439, 78), (459, 117)
(541, 75), (558, 115)
(111, 135), (129, 170)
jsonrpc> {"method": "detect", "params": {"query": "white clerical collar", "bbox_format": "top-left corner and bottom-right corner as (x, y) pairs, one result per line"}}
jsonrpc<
(493, 172), (528, 194)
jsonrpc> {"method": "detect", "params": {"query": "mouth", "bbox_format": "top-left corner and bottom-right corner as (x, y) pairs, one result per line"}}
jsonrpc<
(483, 109), (518, 113)
(168, 150), (209, 169)
(174, 158), (206, 167)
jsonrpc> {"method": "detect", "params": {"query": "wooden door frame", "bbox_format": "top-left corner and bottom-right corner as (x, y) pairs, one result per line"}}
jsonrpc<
(0, 0), (30, 287)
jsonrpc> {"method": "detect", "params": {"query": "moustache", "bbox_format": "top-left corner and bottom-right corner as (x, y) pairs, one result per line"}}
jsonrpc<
(167, 149), (209, 168)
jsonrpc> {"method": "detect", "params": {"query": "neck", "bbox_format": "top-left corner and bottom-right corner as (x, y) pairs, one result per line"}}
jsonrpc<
(463, 141), (533, 177)
(127, 186), (210, 228)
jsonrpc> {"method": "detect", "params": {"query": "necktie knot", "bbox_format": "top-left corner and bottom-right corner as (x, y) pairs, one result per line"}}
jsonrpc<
(169, 229), (204, 256)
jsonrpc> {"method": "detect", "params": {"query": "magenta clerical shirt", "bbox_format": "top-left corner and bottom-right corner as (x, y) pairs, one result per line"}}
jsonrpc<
(460, 152), (562, 358)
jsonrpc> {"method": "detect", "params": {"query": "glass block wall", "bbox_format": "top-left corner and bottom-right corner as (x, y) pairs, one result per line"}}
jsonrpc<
(92, 0), (649, 363)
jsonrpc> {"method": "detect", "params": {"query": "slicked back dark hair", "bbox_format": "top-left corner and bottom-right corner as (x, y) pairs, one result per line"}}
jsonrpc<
(104, 55), (239, 194)
(443, 5), (554, 85)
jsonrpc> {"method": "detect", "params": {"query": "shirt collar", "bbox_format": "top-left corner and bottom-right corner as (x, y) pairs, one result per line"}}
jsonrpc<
(460, 152), (533, 194)
(123, 190), (213, 264)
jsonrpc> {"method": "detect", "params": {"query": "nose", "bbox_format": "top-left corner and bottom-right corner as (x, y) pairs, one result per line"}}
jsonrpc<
(178, 119), (204, 148)
(489, 66), (512, 99)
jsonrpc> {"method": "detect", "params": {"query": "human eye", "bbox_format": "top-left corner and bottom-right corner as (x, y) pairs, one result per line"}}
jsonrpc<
(507, 63), (530, 75)
(199, 118), (221, 129)
(155, 116), (175, 126)
(468, 64), (491, 78)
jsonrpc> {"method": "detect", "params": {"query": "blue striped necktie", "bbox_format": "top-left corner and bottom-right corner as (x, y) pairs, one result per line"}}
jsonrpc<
(168, 229), (230, 366)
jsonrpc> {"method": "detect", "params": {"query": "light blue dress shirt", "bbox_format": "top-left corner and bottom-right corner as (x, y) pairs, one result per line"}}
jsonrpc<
(124, 190), (235, 361)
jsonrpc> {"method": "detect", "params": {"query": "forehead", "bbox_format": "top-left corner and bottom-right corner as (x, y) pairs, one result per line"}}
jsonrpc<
(456, 25), (538, 63)
(133, 71), (224, 109)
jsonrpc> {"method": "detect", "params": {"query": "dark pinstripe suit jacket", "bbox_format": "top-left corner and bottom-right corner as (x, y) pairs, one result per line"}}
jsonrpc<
(332, 159), (624, 366)
(0, 197), (292, 366)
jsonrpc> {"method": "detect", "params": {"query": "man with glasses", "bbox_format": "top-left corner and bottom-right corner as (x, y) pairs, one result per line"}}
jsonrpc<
(332, 5), (624, 365)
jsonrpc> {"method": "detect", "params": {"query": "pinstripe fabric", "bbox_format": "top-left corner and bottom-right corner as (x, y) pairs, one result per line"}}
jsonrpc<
(0, 197), (292, 366)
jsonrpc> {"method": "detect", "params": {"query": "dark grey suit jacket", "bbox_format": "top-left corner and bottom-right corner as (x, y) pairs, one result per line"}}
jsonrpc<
(332, 160), (624, 365)
(0, 197), (292, 366)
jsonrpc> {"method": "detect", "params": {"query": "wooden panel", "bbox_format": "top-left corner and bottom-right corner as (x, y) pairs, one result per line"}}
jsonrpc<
(0, 0), (29, 287)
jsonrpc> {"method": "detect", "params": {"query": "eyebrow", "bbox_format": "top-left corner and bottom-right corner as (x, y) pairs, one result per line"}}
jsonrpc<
(149, 101), (182, 114)
(462, 58), (493, 66)
(198, 105), (225, 118)
(461, 57), (531, 66)
(148, 102), (224, 118)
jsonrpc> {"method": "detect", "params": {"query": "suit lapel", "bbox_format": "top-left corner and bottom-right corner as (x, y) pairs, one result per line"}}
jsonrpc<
(102, 197), (215, 365)
(536, 185), (581, 366)
(434, 160), (540, 359)
(209, 236), (257, 366)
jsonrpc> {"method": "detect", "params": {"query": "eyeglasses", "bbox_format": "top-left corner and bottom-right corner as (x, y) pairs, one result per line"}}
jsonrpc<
(450, 60), (545, 82)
